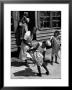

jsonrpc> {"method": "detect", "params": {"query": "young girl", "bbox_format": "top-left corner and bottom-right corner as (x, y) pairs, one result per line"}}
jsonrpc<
(50, 31), (61, 65)
(27, 41), (49, 77)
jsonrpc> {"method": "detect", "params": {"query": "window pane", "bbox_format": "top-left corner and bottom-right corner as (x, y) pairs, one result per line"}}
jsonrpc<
(39, 11), (61, 29)
(39, 11), (50, 28)
(40, 11), (50, 16)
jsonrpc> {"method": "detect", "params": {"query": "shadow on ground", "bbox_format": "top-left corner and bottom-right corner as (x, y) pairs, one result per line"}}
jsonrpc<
(14, 67), (36, 76)
(11, 61), (25, 67)
(11, 59), (51, 67)
(44, 59), (51, 66)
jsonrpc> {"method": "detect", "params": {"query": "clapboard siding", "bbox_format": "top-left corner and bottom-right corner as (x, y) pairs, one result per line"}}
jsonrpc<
(37, 33), (54, 38)
(11, 29), (61, 52)
(36, 29), (61, 41)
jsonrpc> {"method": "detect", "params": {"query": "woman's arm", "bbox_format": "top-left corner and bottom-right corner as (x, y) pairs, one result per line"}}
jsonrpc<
(23, 39), (32, 47)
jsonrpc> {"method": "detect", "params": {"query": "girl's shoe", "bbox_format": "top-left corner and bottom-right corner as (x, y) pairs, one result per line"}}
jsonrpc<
(50, 61), (53, 65)
(37, 73), (42, 77)
(46, 71), (49, 75)
(55, 61), (59, 64)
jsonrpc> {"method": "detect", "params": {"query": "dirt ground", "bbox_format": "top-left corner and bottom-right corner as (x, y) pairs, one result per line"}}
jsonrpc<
(11, 49), (61, 79)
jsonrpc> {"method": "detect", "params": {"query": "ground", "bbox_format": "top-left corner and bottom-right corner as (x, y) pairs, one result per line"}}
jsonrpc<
(11, 49), (61, 79)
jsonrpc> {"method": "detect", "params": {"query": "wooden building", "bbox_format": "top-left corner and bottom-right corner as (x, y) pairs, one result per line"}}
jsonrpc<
(11, 11), (61, 52)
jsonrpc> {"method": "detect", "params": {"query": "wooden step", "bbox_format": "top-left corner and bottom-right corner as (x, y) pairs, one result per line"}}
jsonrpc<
(11, 38), (16, 41)
(11, 48), (18, 52)
(11, 44), (17, 49)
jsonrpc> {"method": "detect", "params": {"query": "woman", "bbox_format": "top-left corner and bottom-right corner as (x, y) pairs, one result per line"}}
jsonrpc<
(19, 13), (33, 62)
(19, 30), (32, 61)
(15, 12), (30, 58)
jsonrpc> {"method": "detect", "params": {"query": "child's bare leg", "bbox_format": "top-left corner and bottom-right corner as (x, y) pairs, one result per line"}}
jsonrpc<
(51, 55), (53, 65)
(37, 65), (42, 76)
(55, 55), (59, 64)
(42, 63), (49, 75)
(42, 51), (46, 62)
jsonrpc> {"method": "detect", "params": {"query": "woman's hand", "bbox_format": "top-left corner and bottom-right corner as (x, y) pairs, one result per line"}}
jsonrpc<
(19, 22), (23, 26)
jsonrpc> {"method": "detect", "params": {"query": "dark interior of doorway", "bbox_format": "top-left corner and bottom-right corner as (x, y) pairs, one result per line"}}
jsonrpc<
(20, 11), (35, 33)
(11, 11), (35, 58)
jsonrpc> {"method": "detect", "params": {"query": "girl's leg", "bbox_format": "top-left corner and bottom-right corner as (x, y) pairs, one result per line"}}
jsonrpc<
(42, 51), (46, 62)
(37, 65), (42, 76)
(42, 63), (49, 75)
(55, 55), (59, 64)
(51, 55), (53, 65)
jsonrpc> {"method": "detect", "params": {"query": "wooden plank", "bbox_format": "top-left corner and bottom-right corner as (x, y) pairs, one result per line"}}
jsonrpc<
(11, 41), (16, 45)
(11, 31), (15, 34)
(11, 44), (17, 48)
(37, 36), (51, 41)
(11, 38), (16, 41)
(11, 35), (15, 38)
(37, 33), (54, 38)
(36, 29), (61, 34)
(11, 48), (18, 52)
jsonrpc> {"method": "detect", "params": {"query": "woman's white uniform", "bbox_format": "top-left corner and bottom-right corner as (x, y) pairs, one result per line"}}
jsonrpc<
(19, 31), (32, 61)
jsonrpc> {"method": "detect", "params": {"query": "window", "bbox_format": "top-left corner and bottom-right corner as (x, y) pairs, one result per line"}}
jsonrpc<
(38, 11), (61, 29)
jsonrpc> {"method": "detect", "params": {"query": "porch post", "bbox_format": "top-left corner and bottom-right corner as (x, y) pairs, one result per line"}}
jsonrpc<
(35, 11), (38, 28)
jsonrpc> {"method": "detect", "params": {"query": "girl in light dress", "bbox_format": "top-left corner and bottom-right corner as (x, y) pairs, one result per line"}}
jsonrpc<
(50, 31), (61, 65)
(27, 41), (49, 76)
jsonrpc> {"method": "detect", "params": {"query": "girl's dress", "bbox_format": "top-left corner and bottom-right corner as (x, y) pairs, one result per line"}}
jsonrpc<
(51, 36), (61, 58)
(32, 42), (45, 66)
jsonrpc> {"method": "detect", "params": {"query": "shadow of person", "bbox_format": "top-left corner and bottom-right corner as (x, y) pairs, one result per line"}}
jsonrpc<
(11, 61), (29, 67)
(14, 67), (36, 77)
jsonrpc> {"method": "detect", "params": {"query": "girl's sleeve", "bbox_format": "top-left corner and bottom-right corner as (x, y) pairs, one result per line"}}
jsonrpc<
(27, 43), (39, 52)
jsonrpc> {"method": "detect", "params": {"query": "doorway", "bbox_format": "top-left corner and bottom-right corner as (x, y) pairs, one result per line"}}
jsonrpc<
(20, 11), (35, 33)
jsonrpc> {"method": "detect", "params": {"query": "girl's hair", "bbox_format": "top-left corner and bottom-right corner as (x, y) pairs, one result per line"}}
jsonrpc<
(54, 31), (60, 37)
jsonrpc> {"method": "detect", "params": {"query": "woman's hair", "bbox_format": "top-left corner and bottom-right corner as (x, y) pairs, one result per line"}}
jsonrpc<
(20, 16), (29, 24)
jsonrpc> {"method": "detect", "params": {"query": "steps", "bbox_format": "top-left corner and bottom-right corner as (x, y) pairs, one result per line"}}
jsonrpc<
(11, 31), (18, 52)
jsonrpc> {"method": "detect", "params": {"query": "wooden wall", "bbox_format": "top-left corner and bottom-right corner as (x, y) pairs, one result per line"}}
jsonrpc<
(36, 29), (61, 41)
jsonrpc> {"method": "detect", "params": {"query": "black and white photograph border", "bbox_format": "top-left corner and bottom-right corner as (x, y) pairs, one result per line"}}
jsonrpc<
(4, 3), (69, 87)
